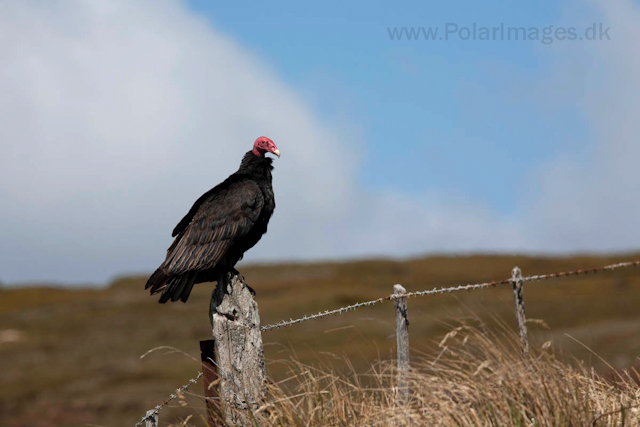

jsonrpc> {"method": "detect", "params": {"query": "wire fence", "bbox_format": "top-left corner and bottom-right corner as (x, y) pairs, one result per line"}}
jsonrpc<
(136, 259), (640, 425)
(134, 372), (203, 427)
(261, 260), (640, 331)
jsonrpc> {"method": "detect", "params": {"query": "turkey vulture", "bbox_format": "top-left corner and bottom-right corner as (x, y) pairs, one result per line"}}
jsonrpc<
(145, 136), (280, 303)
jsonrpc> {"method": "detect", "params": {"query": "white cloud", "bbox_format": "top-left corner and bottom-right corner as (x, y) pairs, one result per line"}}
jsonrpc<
(0, 0), (359, 283)
(1, 0), (638, 285)
(522, 0), (640, 252)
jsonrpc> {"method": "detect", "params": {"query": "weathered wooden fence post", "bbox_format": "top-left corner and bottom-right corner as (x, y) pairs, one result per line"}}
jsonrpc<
(511, 266), (529, 356)
(200, 339), (220, 425)
(210, 274), (266, 425)
(144, 410), (157, 427)
(394, 284), (410, 404)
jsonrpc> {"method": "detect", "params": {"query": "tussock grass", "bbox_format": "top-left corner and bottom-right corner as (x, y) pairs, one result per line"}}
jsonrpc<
(176, 321), (640, 427)
(5, 254), (640, 425)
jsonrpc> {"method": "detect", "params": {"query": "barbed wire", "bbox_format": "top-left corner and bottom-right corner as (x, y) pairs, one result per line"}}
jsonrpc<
(135, 259), (639, 425)
(261, 297), (388, 331)
(134, 371), (203, 427)
(261, 260), (640, 331)
(520, 260), (640, 283)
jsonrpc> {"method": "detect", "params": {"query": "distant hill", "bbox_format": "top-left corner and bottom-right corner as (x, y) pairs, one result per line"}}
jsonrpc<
(2, 254), (640, 426)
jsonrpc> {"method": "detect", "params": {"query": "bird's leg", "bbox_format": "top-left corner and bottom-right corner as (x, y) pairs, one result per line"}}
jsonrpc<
(209, 291), (214, 328)
(210, 271), (228, 327)
(232, 268), (256, 296)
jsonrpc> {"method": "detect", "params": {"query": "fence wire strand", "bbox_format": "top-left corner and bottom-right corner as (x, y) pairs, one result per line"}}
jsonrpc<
(134, 371), (203, 427)
(135, 259), (639, 425)
(261, 260), (640, 331)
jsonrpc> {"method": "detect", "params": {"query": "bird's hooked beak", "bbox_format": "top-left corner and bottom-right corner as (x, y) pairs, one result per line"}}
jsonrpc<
(272, 149), (281, 158)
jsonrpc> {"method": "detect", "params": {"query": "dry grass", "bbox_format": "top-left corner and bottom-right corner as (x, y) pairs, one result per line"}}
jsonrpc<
(3, 254), (640, 425)
(171, 320), (640, 427)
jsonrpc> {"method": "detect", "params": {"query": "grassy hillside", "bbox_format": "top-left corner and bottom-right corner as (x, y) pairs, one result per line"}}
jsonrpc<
(2, 254), (640, 426)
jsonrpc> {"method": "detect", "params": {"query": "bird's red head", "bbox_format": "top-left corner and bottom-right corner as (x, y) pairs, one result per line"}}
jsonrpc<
(252, 136), (280, 158)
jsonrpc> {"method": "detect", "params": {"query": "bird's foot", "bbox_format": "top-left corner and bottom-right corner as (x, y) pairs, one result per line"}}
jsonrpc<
(231, 268), (244, 282)
(232, 269), (256, 296)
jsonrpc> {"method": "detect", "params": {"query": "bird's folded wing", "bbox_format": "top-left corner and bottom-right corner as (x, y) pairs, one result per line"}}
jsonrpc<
(161, 180), (264, 275)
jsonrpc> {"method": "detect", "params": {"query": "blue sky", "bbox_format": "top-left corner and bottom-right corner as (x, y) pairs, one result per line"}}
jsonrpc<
(1, 0), (638, 284)
(188, 0), (590, 211)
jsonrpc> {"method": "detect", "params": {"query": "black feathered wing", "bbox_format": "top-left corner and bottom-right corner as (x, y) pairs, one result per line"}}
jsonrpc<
(161, 180), (264, 275)
(172, 185), (219, 238)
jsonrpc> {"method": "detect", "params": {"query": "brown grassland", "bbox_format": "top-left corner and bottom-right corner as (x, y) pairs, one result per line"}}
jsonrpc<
(2, 254), (640, 426)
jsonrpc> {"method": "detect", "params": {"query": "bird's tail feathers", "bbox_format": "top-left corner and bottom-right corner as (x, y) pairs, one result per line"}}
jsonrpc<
(145, 268), (197, 303)
(145, 268), (167, 293)
(157, 272), (197, 303)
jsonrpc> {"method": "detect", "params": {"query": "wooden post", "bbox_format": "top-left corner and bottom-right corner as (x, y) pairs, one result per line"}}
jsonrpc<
(511, 266), (529, 356)
(211, 273), (266, 425)
(200, 339), (219, 425)
(394, 284), (410, 404)
(144, 410), (157, 427)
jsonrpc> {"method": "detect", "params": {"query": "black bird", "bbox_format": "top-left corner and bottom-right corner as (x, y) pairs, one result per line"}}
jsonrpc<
(145, 136), (280, 303)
